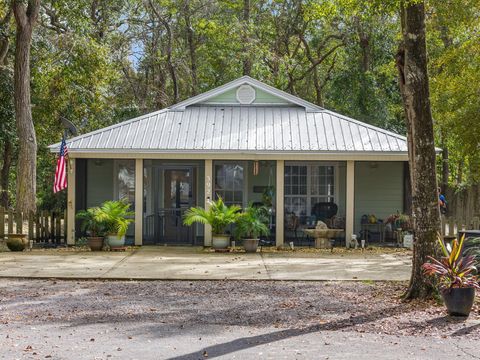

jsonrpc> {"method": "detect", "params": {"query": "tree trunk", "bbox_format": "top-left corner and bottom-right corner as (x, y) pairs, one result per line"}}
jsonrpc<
(0, 139), (12, 208)
(242, 0), (252, 76)
(183, 0), (197, 96)
(396, 1), (440, 300)
(13, 0), (40, 214)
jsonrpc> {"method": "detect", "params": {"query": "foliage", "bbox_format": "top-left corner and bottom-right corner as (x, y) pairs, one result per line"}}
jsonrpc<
(183, 197), (241, 235)
(385, 213), (412, 230)
(1, 0), (479, 210)
(463, 237), (480, 266)
(76, 207), (104, 237)
(422, 235), (480, 291)
(75, 237), (89, 247)
(93, 199), (134, 237)
(234, 204), (270, 240)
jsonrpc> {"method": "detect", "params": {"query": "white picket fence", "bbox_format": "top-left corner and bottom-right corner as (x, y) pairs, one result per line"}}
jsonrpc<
(441, 216), (480, 237)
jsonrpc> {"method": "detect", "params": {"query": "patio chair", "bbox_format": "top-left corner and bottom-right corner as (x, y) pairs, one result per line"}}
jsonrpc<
(311, 202), (338, 226)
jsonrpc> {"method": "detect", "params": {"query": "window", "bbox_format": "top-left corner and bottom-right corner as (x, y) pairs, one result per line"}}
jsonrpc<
(114, 160), (136, 209)
(214, 162), (244, 206)
(284, 164), (336, 217)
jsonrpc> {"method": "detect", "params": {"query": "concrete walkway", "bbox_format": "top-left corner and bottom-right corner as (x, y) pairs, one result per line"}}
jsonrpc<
(0, 247), (411, 281)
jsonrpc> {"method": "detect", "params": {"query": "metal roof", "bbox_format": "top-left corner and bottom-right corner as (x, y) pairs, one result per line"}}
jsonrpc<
(51, 106), (408, 153)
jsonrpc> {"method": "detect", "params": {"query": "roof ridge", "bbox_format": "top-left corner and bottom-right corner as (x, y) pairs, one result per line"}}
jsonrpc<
(321, 109), (407, 142)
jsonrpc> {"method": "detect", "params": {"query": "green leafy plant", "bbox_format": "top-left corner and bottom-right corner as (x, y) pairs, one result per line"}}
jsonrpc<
(464, 237), (480, 266)
(76, 207), (104, 236)
(75, 237), (89, 247)
(183, 197), (241, 235)
(234, 204), (270, 240)
(94, 199), (134, 237)
(422, 235), (480, 291)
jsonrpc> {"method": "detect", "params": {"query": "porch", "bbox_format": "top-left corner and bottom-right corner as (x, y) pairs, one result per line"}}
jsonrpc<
(69, 157), (407, 247)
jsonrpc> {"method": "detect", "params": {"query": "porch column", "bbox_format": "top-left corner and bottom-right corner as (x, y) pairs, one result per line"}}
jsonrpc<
(66, 158), (76, 245)
(345, 160), (355, 246)
(275, 160), (284, 247)
(204, 159), (213, 246)
(134, 159), (143, 246)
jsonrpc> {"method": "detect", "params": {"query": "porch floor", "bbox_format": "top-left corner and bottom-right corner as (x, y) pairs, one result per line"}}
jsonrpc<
(0, 247), (411, 281)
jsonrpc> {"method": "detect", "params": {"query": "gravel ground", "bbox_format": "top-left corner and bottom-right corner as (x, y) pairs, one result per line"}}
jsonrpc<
(0, 279), (479, 359)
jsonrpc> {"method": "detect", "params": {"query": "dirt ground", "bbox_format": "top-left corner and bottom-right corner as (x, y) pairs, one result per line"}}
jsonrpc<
(1, 279), (478, 339)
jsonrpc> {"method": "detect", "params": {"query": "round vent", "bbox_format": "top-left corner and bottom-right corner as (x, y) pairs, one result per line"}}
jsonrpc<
(236, 84), (256, 104)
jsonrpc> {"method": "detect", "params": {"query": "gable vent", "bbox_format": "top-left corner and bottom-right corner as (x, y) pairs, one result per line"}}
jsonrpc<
(236, 84), (256, 104)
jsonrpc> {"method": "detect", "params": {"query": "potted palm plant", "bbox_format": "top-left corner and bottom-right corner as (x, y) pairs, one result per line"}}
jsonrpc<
(183, 197), (241, 249)
(422, 235), (480, 317)
(76, 207), (105, 251)
(94, 199), (134, 250)
(235, 204), (270, 253)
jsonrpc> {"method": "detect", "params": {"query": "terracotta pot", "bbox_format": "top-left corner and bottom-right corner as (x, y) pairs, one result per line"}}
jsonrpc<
(212, 235), (230, 249)
(6, 234), (28, 252)
(106, 235), (125, 249)
(442, 287), (476, 317)
(243, 238), (259, 253)
(87, 237), (104, 251)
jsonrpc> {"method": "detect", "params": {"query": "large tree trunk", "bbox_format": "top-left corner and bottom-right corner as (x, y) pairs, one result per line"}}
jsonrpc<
(396, 1), (440, 300)
(13, 0), (40, 214)
(0, 140), (13, 208)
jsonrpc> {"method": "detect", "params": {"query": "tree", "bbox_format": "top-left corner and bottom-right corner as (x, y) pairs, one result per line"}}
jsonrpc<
(0, 5), (15, 209)
(13, 0), (41, 214)
(396, 0), (440, 299)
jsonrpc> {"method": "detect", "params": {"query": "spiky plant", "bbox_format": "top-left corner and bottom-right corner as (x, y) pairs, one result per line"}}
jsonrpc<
(234, 204), (270, 240)
(76, 207), (104, 237)
(183, 197), (241, 235)
(422, 235), (480, 291)
(94, 199), (134, 237)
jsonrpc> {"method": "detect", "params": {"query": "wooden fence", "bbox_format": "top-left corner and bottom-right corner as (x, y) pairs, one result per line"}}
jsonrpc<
(441, 216), (480, 237)
(0, 208), (67, 244)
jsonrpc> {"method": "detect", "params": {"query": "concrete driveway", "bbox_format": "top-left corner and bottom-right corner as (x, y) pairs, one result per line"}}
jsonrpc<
(0, 247), (411, 281)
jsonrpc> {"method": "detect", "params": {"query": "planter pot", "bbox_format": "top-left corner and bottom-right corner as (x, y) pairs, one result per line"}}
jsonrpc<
(6, 234), (28, 252)
(212, 234), (230, 250)
(442, 287), (476, 317)
(87, 237), (104, 251)
(243, 238), (259, 253)
(106, 235), (125, 249)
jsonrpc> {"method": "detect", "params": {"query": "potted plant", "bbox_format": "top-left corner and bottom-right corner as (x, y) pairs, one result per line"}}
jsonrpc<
(235, 204), (270, 253)
(6, 234), (28, 251)
(422, 235), (480, 317)
(76, 207), (105, 251)
(94, 199), (134, 250)
(183, 197), (241, 249)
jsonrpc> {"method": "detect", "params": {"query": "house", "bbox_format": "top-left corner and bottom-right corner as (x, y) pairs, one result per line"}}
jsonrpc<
(49, 76), (410, 247)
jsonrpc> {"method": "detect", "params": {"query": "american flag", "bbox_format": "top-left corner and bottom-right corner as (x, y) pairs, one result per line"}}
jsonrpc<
(53, 137), (68, 193)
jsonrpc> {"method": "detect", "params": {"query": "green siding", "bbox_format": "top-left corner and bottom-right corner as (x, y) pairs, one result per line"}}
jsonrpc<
(86, 159), (114, 208)
(354, 162), (404, 234)
(203, 87), (291, 105)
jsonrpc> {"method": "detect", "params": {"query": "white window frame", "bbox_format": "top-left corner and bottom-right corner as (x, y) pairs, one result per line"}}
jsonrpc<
(213, 161), (247, 207)
(284, 162), (339, 217)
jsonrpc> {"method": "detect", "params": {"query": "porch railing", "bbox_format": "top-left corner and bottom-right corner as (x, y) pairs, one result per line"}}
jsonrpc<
(0, 207), (67, 244)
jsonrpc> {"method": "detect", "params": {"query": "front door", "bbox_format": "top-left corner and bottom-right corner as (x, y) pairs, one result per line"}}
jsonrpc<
(143, 162), (200, 245)
(161, 169), (194, 244)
